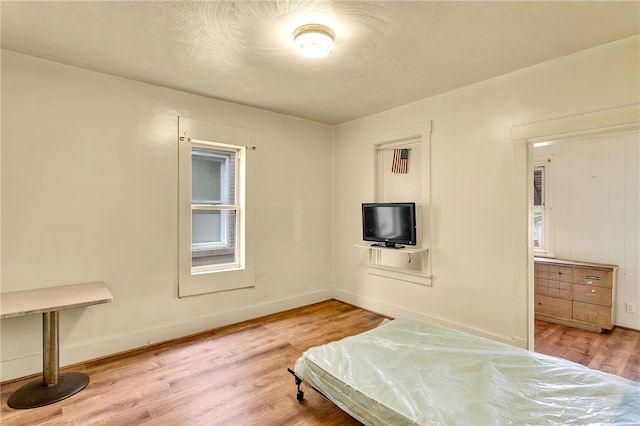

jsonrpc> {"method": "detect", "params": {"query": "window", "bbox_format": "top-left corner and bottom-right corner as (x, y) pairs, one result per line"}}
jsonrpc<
(532, 155), (554, 255)
(533, 166), (545, 250)
(178, 117), (255, 297)
(191, 145), (239, 270)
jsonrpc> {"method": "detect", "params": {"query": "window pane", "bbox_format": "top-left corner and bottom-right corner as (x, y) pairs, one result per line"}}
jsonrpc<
(192, 210), (223, 244)
(192, 155), (222, 203)
(191, 148), (236, 205)
(533, 168), (543, 206)
(192, 210), (237, 267)
(533, 208), (543, 249)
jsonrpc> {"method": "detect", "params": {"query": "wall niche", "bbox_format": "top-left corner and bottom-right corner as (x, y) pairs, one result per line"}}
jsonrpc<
(356, 122), (433, 286)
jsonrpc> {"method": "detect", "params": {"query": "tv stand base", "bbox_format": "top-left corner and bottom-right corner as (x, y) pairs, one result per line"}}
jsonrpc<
(371, 242), (405, 249)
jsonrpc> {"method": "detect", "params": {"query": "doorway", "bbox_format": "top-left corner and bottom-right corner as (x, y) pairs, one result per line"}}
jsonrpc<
(527, 129), (640, 368)
(511, 104), (640, 350)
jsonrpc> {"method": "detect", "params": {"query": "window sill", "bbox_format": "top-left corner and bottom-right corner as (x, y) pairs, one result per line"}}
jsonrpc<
(533, 250), (554, 259)
(179, 267), (255, 298)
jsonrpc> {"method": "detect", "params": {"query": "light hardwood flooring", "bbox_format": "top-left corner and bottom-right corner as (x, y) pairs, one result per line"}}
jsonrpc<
(2, 300), (639, 425)
(1, 300), (383, 426)
(534, 319), (640, 382)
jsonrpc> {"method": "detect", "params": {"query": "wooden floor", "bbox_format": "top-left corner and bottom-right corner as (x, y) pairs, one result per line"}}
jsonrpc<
(1, 300), (384, 426)
(534, 319), (640, 382)
(2, 300), (639, 425)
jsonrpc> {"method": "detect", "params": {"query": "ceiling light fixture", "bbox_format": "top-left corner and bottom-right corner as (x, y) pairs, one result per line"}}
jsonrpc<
(293, 24), (335, 58)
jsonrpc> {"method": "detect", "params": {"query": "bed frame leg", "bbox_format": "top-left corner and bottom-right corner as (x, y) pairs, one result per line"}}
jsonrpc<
(287, 368), (304, 402)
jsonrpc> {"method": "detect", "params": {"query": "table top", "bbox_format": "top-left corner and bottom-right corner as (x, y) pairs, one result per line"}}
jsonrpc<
(1, 282), (113, 319)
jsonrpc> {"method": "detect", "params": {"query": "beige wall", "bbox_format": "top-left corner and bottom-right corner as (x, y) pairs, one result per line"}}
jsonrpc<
(1, 50), (333, 381)
(332, 36), (640, 346)
(2, 35), (639, 382)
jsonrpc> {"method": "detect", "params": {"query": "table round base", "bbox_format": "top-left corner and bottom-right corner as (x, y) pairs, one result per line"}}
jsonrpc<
(7, 372), (90, 409)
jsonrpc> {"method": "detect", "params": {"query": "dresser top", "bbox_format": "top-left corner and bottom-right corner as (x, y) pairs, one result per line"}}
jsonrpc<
(534, 257), (617, 270)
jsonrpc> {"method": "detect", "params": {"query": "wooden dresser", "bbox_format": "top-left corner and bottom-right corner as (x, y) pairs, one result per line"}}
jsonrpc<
(534, 257), (617, 333)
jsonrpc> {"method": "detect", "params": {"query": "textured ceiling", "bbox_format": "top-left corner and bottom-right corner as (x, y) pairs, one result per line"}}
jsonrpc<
(2, 1), (639, 124)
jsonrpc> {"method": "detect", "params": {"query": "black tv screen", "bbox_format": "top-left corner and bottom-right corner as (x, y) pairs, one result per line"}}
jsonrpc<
(362, 202), (417, 248)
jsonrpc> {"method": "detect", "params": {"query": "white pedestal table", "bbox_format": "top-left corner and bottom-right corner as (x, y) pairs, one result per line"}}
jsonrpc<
(1, 282), (113, 409)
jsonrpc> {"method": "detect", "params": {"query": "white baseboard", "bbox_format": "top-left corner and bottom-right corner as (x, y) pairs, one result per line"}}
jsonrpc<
(332, 288), (527, 348)
(1, 290), (331, 382)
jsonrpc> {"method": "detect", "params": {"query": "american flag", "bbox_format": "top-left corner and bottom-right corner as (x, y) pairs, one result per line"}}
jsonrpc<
(391, 148), (409, 174)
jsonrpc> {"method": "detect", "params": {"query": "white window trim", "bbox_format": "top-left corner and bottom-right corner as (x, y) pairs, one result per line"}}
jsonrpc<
(178, 117), (255, 297)
(191, 142), (237, 258)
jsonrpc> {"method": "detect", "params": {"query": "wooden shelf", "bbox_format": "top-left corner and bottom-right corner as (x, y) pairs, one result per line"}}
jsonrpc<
(354, 243), (432, 286)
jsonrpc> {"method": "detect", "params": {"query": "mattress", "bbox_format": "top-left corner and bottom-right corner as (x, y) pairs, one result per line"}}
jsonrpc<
(294, 317), (640, 426)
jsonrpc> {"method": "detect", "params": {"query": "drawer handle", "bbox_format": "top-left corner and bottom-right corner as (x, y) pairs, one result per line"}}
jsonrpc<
(585, 275), (600, 280)
(585, 313), (598, 323)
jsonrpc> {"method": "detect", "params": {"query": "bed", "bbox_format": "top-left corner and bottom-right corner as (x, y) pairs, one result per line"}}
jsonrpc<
(289, 317), (639, 425)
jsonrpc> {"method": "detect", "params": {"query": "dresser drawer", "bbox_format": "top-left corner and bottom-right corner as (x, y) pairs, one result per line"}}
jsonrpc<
(535, 295), (572, 318)
(535, 262), (549, 278)
(534, 264), (550, 296)
(573, 284), (612, 306)
(573, 301), (612, 328)
(548, 265), (572, 282)
(573, 268), (612, 288)
(535, 278), (549, 296)
(536, 278), (571, 299)
(548, 280), (571, 299)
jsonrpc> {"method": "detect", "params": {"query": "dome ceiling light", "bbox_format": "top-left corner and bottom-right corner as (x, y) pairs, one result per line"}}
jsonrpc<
(293, 24), (335, 58)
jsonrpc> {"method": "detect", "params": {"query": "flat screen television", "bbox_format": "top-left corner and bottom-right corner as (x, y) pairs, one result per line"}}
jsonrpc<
(362, 202), (417, 248)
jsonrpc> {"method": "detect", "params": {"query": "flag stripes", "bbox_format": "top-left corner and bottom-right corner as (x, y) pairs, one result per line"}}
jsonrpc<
(391, 148), (409, 173)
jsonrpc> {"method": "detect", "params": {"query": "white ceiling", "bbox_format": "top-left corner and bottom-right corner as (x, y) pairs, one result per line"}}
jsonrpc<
(2, 1), (639, 125)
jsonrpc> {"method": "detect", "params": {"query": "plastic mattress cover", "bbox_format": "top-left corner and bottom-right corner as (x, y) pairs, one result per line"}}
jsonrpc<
(294, 318), (640, 426)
